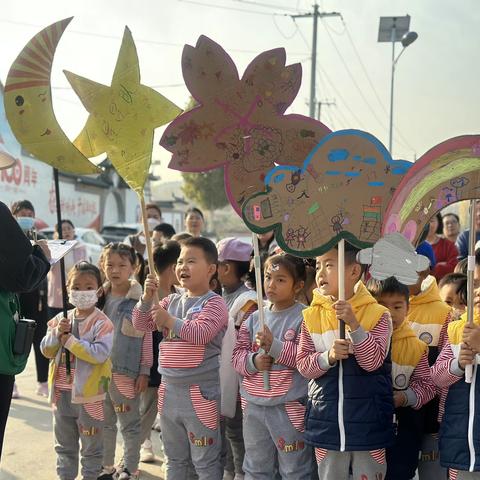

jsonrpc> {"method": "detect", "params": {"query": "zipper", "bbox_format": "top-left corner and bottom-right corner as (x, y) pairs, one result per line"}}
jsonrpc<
(338, 360), (346, 451)
(468, 357), (477, 472)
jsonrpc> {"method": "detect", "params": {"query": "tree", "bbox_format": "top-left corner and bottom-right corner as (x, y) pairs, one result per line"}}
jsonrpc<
(181, 170), (228, 212)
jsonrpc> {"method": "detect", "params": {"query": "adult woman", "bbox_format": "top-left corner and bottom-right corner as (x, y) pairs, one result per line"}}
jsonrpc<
(442, 213), (461, 244)
(0, 200), (50, 459)
(426, 213), (458, 281)
(47, 219), (88, 319)
(184, 207), (205, 237)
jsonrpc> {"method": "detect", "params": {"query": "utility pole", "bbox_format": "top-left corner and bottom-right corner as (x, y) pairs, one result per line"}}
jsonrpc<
(317, 99), (336, 121)
(292, 4), (341, 119)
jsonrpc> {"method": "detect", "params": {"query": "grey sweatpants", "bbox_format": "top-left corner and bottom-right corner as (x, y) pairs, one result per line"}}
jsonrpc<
(418, 433), (446, 480)
(139, 386), (158, 443)
(159, 381), (223, 480)
(225, 400), (245, 475)
(451, 471), (480, 480)
(103, 378), (141, 473)
(53, 390), (104, 480)
(242, 400), (311, 480)
(315, 449), (387, 480)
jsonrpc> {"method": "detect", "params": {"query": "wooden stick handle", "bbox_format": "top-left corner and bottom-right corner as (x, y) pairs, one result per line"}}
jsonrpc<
(338, 239), (346, 340)
(466, 200), (477, 383)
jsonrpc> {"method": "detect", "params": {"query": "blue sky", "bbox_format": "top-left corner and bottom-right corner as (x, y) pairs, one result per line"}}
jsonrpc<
(0, 0), (478, 181)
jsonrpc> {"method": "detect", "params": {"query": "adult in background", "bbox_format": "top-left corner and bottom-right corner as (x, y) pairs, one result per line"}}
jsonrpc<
(0, 200), (50, 460)
(152, 223), (176, 247)
(124, 203), (162, 257)
(426, 213), (458, 281)
(456, 199), (480, 260)
(442, 212), (461, 244)
(47, 219), (88, 319)
(184, 207), (204, 237)
(11, 200), (50, 398)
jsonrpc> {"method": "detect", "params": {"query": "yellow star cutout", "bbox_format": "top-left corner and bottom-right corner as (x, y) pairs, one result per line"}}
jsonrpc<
(64, 27), (182, 194)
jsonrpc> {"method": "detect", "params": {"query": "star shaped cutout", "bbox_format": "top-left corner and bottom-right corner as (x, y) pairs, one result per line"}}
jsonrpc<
(64, 27), (182, 194)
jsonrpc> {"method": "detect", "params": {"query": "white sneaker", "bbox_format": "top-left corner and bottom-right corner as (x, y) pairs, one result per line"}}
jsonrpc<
(140, 439), (155, 463)
(11, 383), (20, 399)
(36, 382), (48, 397)
(153, 413), (161, 432)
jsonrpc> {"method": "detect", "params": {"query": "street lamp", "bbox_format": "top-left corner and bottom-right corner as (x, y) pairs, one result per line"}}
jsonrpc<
(378, 16), (418, 156)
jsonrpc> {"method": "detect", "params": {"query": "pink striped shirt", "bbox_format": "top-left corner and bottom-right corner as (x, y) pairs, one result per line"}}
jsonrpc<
(408, 352), (436, 410)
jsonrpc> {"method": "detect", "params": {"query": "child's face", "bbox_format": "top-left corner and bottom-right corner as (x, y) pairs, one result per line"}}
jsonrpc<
(104, 252), (134, 287)
(176, 246), (216, 294)
(376, 293), (408, 329)
(216, 262), (230, 286)
(439, 283), (461, 311)
(69, 272), (99, 292)
(315, 249), (357, 298)
(264, 263), (299, 305)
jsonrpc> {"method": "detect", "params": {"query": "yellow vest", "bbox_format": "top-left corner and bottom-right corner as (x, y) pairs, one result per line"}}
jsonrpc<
(447, 311), (480, 358)
(303, 281), (391, 352)
(391, 320), (428, 390)
(408, 276), (451, 347)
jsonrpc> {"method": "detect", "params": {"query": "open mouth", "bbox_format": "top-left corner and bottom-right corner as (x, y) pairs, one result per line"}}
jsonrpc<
(179, 273), (190, 280)
(318, 280), (328, 288)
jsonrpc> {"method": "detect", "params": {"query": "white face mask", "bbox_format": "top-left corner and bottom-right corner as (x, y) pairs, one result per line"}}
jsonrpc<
(147, 218), (161, 231)
(68, 290), (98, 310)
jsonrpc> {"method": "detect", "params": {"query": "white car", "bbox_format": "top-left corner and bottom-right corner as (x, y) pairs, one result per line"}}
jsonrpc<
(39, 227), (106, 265)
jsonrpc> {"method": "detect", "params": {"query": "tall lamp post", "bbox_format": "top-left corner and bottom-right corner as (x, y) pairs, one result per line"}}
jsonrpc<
(378, 15), (418, 156)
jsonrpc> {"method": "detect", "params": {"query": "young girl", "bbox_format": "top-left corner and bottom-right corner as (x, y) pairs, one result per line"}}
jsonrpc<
(232, 254), (311, 479)
(40, 261), (114, 480)
(98, 243), (152, 480)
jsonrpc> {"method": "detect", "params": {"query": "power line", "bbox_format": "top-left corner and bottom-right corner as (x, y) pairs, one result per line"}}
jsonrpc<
(233, 0), (304, 13)
(178, 0), (290, 16)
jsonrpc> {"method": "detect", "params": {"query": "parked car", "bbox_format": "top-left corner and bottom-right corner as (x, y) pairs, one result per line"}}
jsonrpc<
(39, 227), (106, 265)
(100, 223), (141, 244)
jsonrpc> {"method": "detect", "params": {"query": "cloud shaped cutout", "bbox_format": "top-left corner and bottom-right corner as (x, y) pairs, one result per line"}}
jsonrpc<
(242, 129), (412, 257)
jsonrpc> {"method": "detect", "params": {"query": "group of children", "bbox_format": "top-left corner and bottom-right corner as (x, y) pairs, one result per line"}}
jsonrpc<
(37, 229), (480, 480)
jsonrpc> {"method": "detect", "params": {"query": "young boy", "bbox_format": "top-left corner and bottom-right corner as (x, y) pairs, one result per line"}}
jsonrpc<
(296, 242), (394, 480)
(367, 276), (435, 480)
(216, 237), (256, 480)
(132, 237), (228, 480)
(408, 242), (452, 477)
(439, 273), (467, 320)
(431, 249), (480, 480)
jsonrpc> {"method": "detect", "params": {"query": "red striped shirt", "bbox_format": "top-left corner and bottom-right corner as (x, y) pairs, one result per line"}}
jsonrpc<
(296, 320), (329, 379)
(408, 352), (436, 410)
(112, 373), (136, 399)
(430, 342), (463, 421)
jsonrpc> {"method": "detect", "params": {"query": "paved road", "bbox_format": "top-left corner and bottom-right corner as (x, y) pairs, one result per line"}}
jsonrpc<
(0, 355), (166, 480)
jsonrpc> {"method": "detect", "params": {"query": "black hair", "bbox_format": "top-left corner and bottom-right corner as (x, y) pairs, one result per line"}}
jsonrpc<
(67, 261), (106, 309)
(182, 236), (218, 264)
(153, 240), (181, 274)
(145, 203), (162, 218)
(172, 232), (193, 244)
(334, 241), (367, 276)
(101, 242), (137, 267)
(265, 254), (307, 284)
(439, 272), (468, 307)
(223, 260), (251, 281)
(210, 271), (223, 295)
(153, 222), (176, 239)
(476, 249), (480, 267)
(11, 199), (35, 216)
(245, 253), (267, 291)
(54, 219), (74, 232)
(455, 257), (468, 275)
(366, 276), (410, 305)
(434, 212), (443, 235)
(185, 207), (204, 220)
(442, 212), (460, 223)
(135, 252), (146, 285)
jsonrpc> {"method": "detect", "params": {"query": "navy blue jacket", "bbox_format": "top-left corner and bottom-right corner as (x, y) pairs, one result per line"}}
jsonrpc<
(440, 369), (480, 471)
(304, 352), (395, 451)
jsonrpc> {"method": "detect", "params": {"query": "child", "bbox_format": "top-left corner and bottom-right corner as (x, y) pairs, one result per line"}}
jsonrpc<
(408, 242), (453, 478)
(296, 242), (394, 480)
(231, 254), (310, 479)
(139, 240), (181, 463)
(132, 237), (228, 480)
(40, 261), (114, 480)
(216, 237), (255, 480)
(367, 276), (436, 480)
(439, 273), (467, 320)
(431, 248), (480, 480)
(99, 243), (152, 480)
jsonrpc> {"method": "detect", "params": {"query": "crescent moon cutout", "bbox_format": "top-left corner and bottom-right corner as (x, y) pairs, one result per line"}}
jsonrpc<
(4, 17), (99, 175)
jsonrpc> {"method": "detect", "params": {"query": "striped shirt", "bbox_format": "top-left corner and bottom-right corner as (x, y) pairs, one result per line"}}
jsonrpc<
(296, 313), (391, 379)
(407, 352), (436, 410)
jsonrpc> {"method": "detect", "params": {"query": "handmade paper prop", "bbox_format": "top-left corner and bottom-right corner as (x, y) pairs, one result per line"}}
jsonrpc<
(65, 27), (182, 195)
(160, 35), (331, 214)
(242, 129), (412, 257)
(4, 18), (98, 175)
(0, 82), (19, 170)
(357, 233), (430, 285)
(383, 135), (480, 243)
